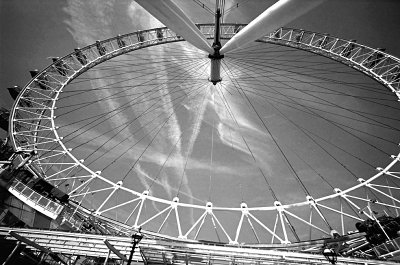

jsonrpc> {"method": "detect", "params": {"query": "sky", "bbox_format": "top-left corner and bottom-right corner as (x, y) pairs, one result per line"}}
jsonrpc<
(1, 0), (399, 123)
(1, 0), (400, 243)
(0, 0), (399, 139)
(1, 0), (400, 109)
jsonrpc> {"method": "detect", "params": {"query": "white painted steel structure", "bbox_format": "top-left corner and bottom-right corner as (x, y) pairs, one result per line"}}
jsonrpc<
(7, 24), (400, 261)
(220, 0), (325, 54)
(135, 0), (214, 55)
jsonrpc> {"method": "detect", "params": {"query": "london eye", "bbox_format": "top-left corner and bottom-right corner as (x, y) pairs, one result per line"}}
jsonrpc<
(1, 1), (400, 264)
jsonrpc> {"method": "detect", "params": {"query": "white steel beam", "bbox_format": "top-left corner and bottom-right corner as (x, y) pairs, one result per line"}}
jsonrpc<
(70, 185), (114, 198)
(184, 211), (207, 238)
(316, 202), (363, 221)
(234, 212), (245, 243)
(138, 205), (172, 228)
(220, 0), (325, 54)
(158, 208), (174, 234)
(100, 197), (142, 215)
(174, 206), (183, 238)
(135, 0), (213, 54)
(95, 184), (121, 215)
(134, 193), (148, 228)
(209, 212), (233, 243)
(246, 215), (261, 243)
(283, 210), (330, 236)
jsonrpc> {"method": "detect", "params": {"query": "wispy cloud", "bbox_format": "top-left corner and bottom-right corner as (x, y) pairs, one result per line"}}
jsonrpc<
(63, 0), (204, 218)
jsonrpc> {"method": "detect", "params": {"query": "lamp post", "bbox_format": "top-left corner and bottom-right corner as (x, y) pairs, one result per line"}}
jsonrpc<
(127, 228), (143, 265)
(323, 248), (337, 264)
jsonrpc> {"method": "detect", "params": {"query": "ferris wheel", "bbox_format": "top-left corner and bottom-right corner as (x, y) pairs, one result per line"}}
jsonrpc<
(5, 0), (400, 263)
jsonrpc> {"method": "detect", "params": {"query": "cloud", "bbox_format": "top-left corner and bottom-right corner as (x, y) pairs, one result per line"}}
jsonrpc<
(64, 0), (115, 44)
(126, 2), (190, 201)
(63, 0), (204, 216)
(127, 2), (164, 29)
(61, 0), (284, 228)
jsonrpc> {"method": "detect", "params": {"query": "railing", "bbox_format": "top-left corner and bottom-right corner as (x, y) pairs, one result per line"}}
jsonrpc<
(1, 227), (396, 265)
(58, 206), (84, 230)
(371, 237), (400, 259)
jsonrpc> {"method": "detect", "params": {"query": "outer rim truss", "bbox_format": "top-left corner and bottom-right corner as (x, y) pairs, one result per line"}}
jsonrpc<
(7, 24), (400, 246)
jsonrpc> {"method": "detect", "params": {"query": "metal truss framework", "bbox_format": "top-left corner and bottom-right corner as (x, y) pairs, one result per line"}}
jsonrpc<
(6, 24), (400, 257)
(0, 227), (399, 265)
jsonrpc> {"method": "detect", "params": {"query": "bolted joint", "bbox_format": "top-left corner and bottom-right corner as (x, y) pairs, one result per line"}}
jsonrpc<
(208, 52), (224, 60)
(334, 188), (342, 194)
(206, 201), (213, 213)
(172, 197), (179, 209)
(274, 201), (284, 212)
(306, 195), (316, 206)
(240, 202), (249, 215)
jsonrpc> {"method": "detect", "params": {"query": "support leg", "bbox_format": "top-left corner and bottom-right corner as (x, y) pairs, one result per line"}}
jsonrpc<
(2, 241), (22, 265)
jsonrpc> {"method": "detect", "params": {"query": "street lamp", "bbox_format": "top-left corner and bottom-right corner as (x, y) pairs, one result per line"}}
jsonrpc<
(323, 248), (337, 264)
(127, 228), (143, 265)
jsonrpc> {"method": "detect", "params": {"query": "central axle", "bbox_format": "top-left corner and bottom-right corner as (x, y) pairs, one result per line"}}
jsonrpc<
(209, 8), (224, 85)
